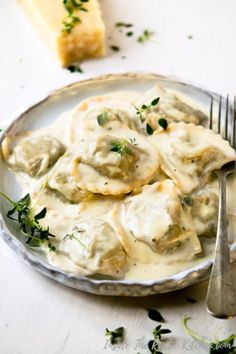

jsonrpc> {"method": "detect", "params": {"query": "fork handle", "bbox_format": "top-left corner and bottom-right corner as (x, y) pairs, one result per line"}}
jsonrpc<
(206, 171), (236, 318)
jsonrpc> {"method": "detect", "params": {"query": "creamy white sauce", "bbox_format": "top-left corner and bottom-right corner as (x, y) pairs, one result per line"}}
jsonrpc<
(5, 89), (236, 281)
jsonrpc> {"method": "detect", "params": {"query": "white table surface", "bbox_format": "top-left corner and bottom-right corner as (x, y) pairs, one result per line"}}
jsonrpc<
(0, 1), (236, 353)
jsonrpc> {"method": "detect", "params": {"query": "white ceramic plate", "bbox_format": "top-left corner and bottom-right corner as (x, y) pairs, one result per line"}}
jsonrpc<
(0, 73), (235, 296)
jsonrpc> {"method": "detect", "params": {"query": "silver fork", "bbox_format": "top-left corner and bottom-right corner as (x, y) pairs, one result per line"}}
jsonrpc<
(206, 95), (236, 318)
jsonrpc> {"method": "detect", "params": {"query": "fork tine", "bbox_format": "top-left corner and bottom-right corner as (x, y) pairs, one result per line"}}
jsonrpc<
(224, 94), (229, 140)
(209, 96), (213, 129)
(232, 96), (236, 149)
(218, 95), (222, 134)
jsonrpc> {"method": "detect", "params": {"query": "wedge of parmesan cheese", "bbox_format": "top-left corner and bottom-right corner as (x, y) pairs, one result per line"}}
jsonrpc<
(17, 0), (106, 67)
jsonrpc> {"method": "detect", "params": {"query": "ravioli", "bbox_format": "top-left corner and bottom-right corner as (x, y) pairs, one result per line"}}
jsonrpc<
(134, 85), (208, 132)
(182, 185), (219, 237)
(2, 135), (65, 177)
(71, 131), (160, 195)
(150, 122), (236, 194)
(60, 218), (127, 278)
(113, 180), (201, 255)
(48, 152), (91, 203)
(70, 93), (138, 142)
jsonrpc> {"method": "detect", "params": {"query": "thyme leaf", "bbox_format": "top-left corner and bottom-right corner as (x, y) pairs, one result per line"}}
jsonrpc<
(67, 65), (83, 73)
(151, 97), (160, 106)
(148, 309), (165, 323)
(148, 340), (163, 354)
(105, 327), (124, 345)
(137, 29), (155, 43)
(110, 140), (133, 155)
(158, 118), (168, 130)
(97, 111), (109, 126)
(146, 123), (154, 135)
(110, 45), (120, 52)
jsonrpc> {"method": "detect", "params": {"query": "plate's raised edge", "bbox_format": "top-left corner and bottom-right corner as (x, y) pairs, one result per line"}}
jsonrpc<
(0, 72), (235, 294)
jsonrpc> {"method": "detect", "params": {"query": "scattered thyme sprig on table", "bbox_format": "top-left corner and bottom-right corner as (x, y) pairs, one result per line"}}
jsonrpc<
(103, 312), (235, 354)
(153, 325), (172, 341)
(148, 325), (172, 354)
(0, 191), (56, 251)
(183, 315), (236, 354)
(62, 0), (89, 33)
(147, 309), (171, 353)
(135, 97), (160, 123)
(105, 327), (124, 345)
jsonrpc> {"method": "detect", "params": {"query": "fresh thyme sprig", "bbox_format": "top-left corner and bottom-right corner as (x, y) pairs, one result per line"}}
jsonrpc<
(183, 315), (236, 353)
(135, 97), (160, 123)
(0, 191), (56, 250)
(110, 139), (133, 155)
(64, 226), (87, 249)
(105, 327), (124, 345)
(137, 29), (155, 43)
(62, 0), (89, 33)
